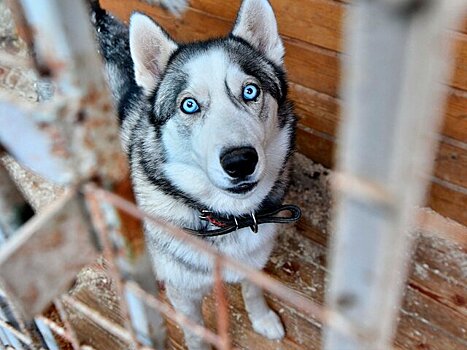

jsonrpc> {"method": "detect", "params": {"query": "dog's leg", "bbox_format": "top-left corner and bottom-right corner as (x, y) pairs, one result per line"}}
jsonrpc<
(241, 279), (285, 340)
(166, 284), (211, 350)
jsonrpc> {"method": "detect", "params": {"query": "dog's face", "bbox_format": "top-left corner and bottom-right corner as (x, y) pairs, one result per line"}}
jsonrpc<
(130, 0), (294, 214)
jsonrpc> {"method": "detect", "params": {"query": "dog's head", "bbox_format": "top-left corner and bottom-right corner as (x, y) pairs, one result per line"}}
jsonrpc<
(130, 0), (295, 214)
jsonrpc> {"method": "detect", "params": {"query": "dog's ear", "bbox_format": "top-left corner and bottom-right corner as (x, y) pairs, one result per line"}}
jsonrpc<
(231, 0), (284, 66)
(129, 13), (178, 94)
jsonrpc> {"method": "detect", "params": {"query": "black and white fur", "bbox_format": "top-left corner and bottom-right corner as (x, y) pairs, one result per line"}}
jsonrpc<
(92, 1), (296, 348)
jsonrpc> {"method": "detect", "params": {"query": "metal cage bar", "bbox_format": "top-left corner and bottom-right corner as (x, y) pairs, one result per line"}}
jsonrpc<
(324, 1), (467, 349)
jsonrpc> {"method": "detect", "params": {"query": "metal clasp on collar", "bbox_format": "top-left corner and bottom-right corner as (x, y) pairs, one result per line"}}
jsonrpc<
(199, 209), (212, 220)
(250, 212), (258, 234)
(233, 217), (239, 231)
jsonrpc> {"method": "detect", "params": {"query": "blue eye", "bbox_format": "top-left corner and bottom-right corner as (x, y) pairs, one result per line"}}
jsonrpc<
(243, 84), (260, 101)
(181, 98), (200, 114)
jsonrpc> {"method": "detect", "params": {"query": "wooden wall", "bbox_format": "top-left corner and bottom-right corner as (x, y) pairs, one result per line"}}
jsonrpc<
(101, 0), (467, 226)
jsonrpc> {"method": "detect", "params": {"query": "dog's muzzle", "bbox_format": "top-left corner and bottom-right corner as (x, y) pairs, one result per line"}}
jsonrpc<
(220, 146), (258, 179)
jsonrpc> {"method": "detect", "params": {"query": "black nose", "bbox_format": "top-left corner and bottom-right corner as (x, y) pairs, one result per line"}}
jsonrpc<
(220, 147), (258, 179)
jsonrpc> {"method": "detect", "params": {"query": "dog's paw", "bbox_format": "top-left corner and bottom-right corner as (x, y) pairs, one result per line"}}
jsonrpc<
(251, 309), (285, 340)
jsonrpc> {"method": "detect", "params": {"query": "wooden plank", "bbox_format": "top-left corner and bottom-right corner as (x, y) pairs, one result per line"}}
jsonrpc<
(297, 125), (467, 201)
(293, 82), (467, 144)
(100, 0), (467, 106)
(395, 305), (466, 350)
(428, 181), (467, 226)
(101, 0), (342, 97)
(433, 140), (467, 189)
(451, 33), (467, 93)
(191, 0), (345, 52)
(297, 124), (467, 225)
(409, 235), (467, 317)
(295, 126), (335, 169)
(64, 263), (129, 350)
(294, 85), (467, 192)
(101, 1), (467, 94)
(290, 83), (340, 137)
(442, 88), (467, 143)
(295, 91), (467, 223)
(165, 224), (467, 350)
(397, 287), (466, 350)
(287, 155), (467, 323)
(285, 41), (340, 98)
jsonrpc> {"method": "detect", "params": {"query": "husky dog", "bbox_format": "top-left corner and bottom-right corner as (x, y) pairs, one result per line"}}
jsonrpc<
(92, 0), (297, 348)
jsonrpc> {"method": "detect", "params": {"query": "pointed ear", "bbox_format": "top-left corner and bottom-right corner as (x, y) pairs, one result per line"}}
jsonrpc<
(129, 13), (178, 94)
(231, 0), (284, 66)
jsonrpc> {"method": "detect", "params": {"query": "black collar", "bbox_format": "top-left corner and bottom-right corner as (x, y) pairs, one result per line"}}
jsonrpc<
(184, 204), (301, 237)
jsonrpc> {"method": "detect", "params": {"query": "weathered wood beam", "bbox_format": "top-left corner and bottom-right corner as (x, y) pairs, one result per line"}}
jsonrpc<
(324, 0), (467, 349)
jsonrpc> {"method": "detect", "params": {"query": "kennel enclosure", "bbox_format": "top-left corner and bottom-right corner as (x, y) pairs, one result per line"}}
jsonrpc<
(0, 0), (466, 349)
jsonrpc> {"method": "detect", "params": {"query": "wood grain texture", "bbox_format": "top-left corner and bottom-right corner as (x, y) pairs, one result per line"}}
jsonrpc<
(161, 220), (467, 350)
(99, 0), (467, 224)
(54, 160), (467, 350)
(428, 181), (467, 226)
(443, 89), (467, 143)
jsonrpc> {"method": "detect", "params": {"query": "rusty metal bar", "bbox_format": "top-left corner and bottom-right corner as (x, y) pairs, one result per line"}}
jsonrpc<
(85, 193), (140, 349)
(93, 199), (163, 348)
(61, 295), (134, 345)
(125, 281), (224, 349)
(36, 315), (100, 350)
(54, 299), (80, 350)
(35, 316), (68, 343)
(214, 257), (231, 350)
(85, 184), (363, 340)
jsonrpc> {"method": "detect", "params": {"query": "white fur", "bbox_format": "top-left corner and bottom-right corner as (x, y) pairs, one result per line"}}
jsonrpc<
(129, 13), (178, 94)
(161, 49), (290, 215)
(232, 0), (285, 65)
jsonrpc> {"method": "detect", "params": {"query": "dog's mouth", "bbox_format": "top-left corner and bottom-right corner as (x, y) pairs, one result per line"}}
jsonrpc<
(224, 181), (258, 194)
